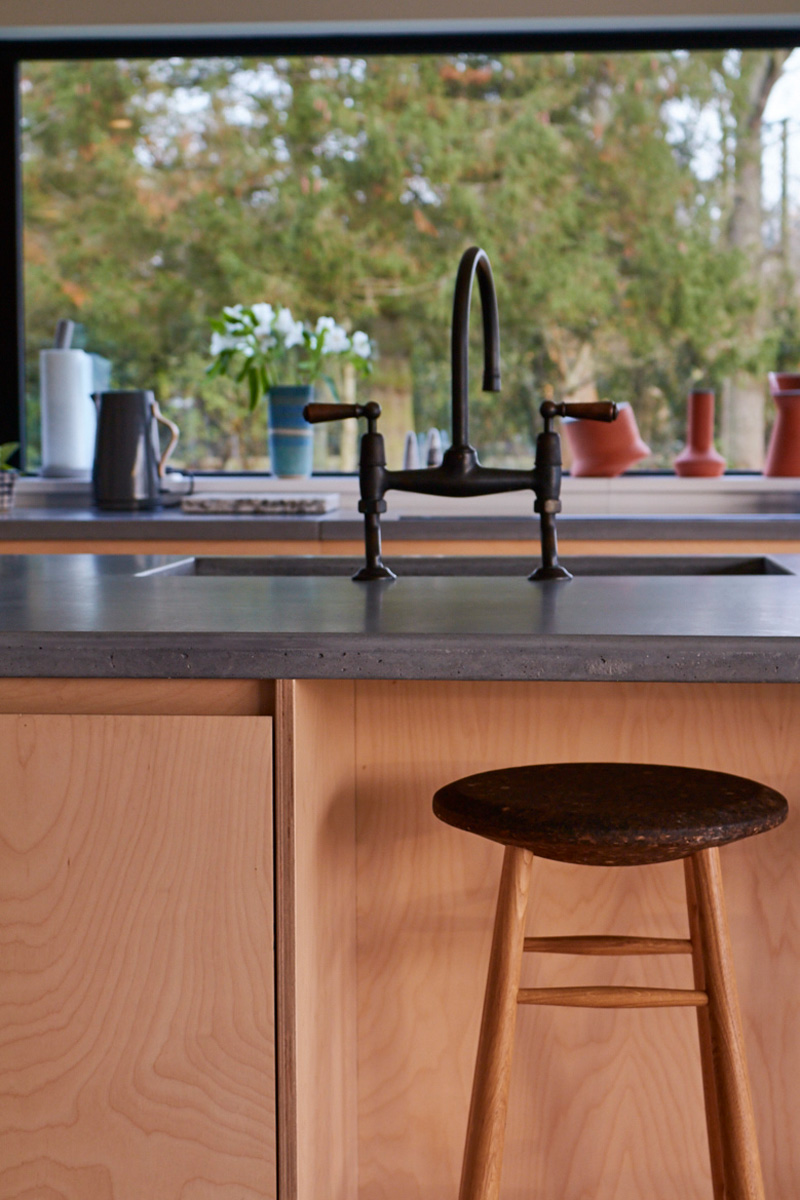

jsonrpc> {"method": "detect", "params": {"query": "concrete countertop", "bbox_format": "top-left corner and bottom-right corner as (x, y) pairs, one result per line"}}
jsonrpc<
(5, 506), (800, 542)
(2, 553), (800, 681)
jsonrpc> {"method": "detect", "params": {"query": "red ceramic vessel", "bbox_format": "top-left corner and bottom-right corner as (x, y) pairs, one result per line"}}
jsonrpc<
(564, 402), (650, 477)
(674, 389), (726, 477)
(764, 372), (800, 477)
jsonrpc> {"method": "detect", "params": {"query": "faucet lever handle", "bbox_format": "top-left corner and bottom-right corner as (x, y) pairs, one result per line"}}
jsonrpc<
(558, 401), (618, 423)
(304, 403), (366, 424)
(304, 400), (383, 424)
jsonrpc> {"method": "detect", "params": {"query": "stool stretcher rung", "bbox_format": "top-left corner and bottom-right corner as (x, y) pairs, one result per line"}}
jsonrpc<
(523, 935), (693, 956)
(517, 985), (708, 1009)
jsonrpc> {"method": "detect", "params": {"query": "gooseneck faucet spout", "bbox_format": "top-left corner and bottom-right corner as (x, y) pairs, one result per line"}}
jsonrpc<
(449, 247), (501, 460)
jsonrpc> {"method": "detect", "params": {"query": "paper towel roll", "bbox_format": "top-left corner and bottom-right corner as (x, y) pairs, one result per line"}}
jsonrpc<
(40, 349), (97, 476)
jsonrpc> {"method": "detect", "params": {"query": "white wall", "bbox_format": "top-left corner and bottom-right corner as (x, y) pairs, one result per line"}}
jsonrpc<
(2, 0), (799, 35)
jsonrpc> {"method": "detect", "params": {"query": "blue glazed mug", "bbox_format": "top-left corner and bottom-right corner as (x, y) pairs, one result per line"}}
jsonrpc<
(268, 385), (315, 478)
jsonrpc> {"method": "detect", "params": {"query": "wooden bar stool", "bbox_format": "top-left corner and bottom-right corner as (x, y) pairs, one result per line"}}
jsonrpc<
(433, 762), (788, 1200)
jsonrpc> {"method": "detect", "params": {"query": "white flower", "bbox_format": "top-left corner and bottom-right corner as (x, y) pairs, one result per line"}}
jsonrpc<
(351, 330), (371, 359)
(251, 302), (275, 338)
(222, 304), (245, 325)
(275, 307), (305, 349)
(210, 331), (239, 355)
(315, 316), (336, 335)
(319, 321), (351, 355)
(284, 320), (305, 350)
(274, 306), (295, 334)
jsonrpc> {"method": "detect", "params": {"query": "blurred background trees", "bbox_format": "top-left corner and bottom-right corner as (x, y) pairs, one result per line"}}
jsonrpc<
(21, 47), (800, 471)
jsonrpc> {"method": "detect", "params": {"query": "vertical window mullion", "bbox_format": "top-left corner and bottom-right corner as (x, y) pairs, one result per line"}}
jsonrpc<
(0, 52), (24, 466)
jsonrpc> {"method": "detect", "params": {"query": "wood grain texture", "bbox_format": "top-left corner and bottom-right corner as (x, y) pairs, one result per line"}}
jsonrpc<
(0, 713), (275, 1199)
(0, 678), (272, 716)
(4, 536), (800, 559)
(523, 934), (692, 955)
(685, 855), (726, 1200)
(545, 538), (800, 557)
(353, 680), (799, 1200)
(274, 680), (358, 1200)
(459, 847), (532, 1200)
(0, 540), (320, 556)
(274, 681), (298, 1200)
(516, 985), (708, 1007)
(691, 848), (766, 1200)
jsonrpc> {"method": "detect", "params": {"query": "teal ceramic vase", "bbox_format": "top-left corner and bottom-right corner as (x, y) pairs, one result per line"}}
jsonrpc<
(268, 385), (315, 478)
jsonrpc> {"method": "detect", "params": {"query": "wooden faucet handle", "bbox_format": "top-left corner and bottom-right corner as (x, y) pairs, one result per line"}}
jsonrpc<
(559, 401), (618, 422)
(303, 403), (362, 424)
(303, 402), (382, 425)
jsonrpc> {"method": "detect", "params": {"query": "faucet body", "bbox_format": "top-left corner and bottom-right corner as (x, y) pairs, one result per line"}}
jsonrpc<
(304, 246), (617, 580)
(374, 247), (532, 503)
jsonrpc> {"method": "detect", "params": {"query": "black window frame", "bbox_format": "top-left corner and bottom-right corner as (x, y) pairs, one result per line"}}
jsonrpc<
(2, 19), (799, 469)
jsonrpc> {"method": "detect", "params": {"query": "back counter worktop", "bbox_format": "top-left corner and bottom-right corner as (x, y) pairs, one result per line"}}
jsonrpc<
(5, 503), (800, 546)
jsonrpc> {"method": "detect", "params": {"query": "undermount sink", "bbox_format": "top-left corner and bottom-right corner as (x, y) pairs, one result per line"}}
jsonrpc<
(136, 554), (795, 579)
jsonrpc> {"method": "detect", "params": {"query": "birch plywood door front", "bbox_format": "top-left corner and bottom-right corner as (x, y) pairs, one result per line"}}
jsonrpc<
(354, 681), (799, 1200)
(0, 714), (275, 1200)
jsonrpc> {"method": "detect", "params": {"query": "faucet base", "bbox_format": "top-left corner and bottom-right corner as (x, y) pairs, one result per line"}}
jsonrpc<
(352, 564), (397, 582)
(529, 564), (573, 582)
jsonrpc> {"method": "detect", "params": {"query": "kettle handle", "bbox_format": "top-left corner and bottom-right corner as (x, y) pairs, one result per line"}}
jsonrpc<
(151, 400), (180, 478)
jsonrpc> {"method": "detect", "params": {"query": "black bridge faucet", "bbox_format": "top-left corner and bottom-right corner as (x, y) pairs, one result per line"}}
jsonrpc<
(304, 246), (617, 582)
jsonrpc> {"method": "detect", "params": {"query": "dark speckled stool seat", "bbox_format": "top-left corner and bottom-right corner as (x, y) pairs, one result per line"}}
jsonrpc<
(433, 762), (788, 1200)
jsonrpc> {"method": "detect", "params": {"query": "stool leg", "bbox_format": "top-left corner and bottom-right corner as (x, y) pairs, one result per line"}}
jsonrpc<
(459, 845), (533, 1200)
(684, 857), (726, 1200)
(690, 847), (766, 1200)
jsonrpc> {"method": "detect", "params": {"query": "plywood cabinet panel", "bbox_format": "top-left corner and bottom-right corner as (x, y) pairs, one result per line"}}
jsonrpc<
(0, 714), (275, 1199)
(275, 680), (359, 1200)
(0, 678), (272, 716)
(352, 681), (799, 1200)
(3, 677), (793, 1200)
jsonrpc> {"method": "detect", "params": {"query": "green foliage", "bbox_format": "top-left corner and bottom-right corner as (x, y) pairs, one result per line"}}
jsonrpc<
(20, 49), (796, 469)
(0, 443), (19, 472)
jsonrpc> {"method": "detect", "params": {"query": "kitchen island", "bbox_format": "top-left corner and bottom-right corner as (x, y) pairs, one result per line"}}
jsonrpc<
(1, 550), (800, 680)
(0, 553), (797, 1200)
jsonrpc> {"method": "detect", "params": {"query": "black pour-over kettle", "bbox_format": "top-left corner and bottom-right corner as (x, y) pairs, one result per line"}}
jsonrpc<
(92, 390), (180, 511)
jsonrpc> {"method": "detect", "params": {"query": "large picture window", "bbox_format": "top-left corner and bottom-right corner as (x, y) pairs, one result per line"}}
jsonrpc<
(14, 36), (800, 475)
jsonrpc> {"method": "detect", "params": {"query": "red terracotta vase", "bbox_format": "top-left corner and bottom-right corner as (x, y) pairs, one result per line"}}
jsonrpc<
(564, 402), (650, 477)
(764, 372), (800, 477)
(674, 389), (726, 477)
